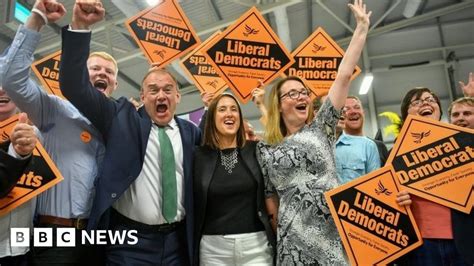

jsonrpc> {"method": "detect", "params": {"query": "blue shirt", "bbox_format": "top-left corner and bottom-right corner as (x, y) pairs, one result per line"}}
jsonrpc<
(335, 133), (381, 184)
(0, 25), (105, 219)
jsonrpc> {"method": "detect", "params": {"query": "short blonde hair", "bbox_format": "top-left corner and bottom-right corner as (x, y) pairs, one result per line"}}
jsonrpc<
(89, 51), (118, 75)
(448, 97), (474, 117)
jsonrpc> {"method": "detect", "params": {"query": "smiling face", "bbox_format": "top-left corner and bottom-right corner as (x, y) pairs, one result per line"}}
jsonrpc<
(140, 70), (181, 126)
(407, 91), (441, 121)
(279, 80), (311, 134)
(215, 96), (241, 142)
(450, 103), (474, 129)
(344, 97), (364, 135)
(87, 55), (118, 97)
(0, 88), (17, 122)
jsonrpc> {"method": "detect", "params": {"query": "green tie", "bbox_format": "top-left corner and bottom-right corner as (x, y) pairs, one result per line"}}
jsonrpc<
(158, 126), (177, 223)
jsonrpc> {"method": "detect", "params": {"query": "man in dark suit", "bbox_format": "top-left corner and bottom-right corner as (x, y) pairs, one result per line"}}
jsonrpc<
(59, 1), (201, 265)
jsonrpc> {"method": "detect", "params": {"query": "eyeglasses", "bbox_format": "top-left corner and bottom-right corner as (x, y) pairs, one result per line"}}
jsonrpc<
(409, 96), (437, 107)
(280, 88), (311, 100)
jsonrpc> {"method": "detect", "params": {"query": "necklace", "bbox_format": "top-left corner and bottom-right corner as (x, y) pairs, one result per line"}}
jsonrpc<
(220, 149), (238, 174)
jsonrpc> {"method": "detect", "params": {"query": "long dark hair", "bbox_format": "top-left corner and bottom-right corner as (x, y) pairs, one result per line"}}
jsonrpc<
(202, 94), (246, 149)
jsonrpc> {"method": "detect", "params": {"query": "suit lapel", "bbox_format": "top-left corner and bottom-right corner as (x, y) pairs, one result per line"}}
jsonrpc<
(202, 148), (218, 200)
(138, 107), (152, 160)
(176, 118), (191, 161)
(240, 144), (261, 184)
(176, 118), (194, 187)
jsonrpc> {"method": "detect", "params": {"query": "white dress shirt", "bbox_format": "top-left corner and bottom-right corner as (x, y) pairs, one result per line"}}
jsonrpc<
(113, 119), (185, 225)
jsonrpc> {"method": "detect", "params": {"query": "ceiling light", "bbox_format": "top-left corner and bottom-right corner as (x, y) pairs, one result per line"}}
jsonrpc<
(359, 73), (373, 95)
(146, 0), (160, 6)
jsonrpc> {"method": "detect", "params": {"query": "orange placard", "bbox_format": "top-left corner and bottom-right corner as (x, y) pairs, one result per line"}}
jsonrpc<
(125, 0), (200, 68)
(31, 50), (64, 99)
(179, 31), (227, 95)
(325, 166), (422, 265)
(386, 115), (474, 213)
(0, 115), (63, 216)
(285, 27), (361, 97)
(203, 6), (295, 104)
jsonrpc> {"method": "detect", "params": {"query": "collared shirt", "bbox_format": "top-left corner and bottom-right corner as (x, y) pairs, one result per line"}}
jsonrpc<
(0, 199), (34, 258)
(113, 119), (185, 225)
(335, 133), (381, 184)
(0, 25), (105, 219)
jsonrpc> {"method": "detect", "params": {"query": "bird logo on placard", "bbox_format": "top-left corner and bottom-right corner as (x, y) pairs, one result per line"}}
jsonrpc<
(243, 25), (259, 37)
(206, 79), (218, 89)
(312, 43), (326, 53)
(1, 131), (9, 142)
(375, 180), (392, 196)
(154, 49), (166, 59)
(411, 130), (431, 143)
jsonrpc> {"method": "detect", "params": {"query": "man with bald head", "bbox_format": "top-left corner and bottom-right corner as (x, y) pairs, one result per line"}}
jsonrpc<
(59, 1), (201, 264)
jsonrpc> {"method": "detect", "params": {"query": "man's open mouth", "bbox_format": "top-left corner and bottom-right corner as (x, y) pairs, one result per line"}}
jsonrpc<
(347, 116), (360, 122)
(94, 80), (107, 91)
(156, 104), (168, 113)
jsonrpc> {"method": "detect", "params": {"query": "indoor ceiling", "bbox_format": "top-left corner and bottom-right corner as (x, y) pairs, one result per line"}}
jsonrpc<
(1, 0), (473, 143)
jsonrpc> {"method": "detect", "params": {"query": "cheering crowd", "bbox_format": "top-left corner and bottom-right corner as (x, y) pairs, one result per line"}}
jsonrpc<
(0, 0), (473, 265)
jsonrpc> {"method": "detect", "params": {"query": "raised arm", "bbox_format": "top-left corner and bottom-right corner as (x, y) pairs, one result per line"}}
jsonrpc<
(59, 0), (116, 135)
(26, 0), (66, 31)
(459, 72), (474, 97)
(0, 0), (66, 129)
(327, 0), (371, 110)
(198, 92), (214, 133)
(252, 83), (268, 127)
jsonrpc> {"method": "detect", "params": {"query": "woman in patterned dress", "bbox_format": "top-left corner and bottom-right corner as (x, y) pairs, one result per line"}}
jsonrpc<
(256, 1), (371, 264)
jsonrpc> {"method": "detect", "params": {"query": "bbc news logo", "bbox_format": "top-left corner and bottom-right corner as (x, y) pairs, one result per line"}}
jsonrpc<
(11, 228), (138, 247)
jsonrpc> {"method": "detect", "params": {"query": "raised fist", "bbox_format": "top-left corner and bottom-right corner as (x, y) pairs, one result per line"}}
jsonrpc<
(72, 0), (105, 30)
(33, 0), (66, 24)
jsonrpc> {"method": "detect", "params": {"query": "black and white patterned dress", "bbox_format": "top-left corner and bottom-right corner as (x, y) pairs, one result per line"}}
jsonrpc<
(257, 99), (347, 265)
